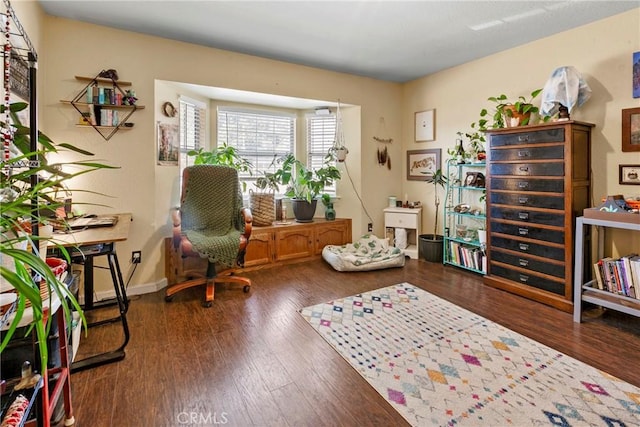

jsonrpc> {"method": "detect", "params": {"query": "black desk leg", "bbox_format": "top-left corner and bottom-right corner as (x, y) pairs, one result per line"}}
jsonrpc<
(71, 248), (130, 373)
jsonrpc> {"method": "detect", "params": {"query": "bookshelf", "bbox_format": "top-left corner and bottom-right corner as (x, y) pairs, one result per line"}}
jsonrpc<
(61, 74), (145, 141)
(573, 215), (640, 322)
(443, 159), (486, 274)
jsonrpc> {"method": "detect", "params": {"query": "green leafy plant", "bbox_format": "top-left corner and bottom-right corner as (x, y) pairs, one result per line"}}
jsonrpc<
(188, 143), (253, 191)
(272, 154), (341, 203)
(479, 89), (543, 130)
(422, 168), (447, 239)
(1, 102), (115, 372)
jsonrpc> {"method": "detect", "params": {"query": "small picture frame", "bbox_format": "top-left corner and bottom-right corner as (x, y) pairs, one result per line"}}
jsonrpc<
(464, 172), (485, 188)
(622, 107), (640, 152)
(619, 164), (640, 185)
(407, 149), (440, 180)
(415, 109), (435, 142)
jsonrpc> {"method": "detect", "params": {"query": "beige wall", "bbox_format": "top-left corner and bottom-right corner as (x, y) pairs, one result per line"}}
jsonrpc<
(403, 8), (640, 259)
(12, 3), (639, 294)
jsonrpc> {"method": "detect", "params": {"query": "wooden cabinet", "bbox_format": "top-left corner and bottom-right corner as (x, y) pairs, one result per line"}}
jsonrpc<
(244, 218), (352, 268)
(61, 74), (145, 141)
(483, 121), (594, 312)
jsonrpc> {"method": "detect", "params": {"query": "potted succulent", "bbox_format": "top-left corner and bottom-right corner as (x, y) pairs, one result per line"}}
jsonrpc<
(419, 168), (447, 262)
(272, 154), (341, 222)
(479, 89), (543, 129)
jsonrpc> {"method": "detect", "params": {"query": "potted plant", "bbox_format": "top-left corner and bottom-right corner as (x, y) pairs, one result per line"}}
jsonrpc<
(273, 154), (341, 222)
(1, 102), (113, 372)
(188, 142), (253, 192)
(419, 168), (447, 262)
(479, 89), (543, 129)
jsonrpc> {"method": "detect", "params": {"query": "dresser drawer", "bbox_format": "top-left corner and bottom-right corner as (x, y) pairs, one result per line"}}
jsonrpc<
(490, 177), (564, 193)
(491, 236), (564, 261)
(490, 193), (564, 210)
(490, 222), (564, 244)
(489, 128), (565, 147)
(491, 250), (565, 279)
(490, 264), (565, 295)
(489, 206), (565, 226)
(489, 162), (564, 176)
(489, 145), (564, 161)
(385, 212), (418, 228)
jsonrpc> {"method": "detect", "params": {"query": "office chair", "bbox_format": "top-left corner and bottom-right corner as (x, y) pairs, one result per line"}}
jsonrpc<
(165, 165), (252, 307)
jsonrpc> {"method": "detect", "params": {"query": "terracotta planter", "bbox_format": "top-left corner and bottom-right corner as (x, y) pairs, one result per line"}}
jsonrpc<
(501, 104), (531, 127)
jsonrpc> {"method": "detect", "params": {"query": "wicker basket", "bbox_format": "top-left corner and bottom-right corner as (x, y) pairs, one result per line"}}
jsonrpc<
(249, 191), (276, 226)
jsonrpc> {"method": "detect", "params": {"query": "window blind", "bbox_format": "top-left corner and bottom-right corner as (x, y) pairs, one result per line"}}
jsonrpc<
(307, 113), (337, 194)
(179, 98), (206, 174)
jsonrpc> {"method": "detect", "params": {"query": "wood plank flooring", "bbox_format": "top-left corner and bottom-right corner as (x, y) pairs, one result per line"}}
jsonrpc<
(69, 258), (640, 426)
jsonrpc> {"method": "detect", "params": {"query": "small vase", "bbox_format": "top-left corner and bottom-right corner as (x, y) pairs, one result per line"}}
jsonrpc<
(324, 203), (336, 221)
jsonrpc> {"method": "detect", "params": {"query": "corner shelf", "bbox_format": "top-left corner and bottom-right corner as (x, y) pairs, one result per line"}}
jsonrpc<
(443, 160), (486, 274)
(60, 73), (144, 141)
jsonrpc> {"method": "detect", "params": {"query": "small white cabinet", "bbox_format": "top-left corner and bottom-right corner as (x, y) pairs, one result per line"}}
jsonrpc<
(384, 207), (422, 259)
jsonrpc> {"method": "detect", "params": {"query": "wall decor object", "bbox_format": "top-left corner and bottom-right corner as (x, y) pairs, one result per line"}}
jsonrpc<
(157, 122), (179, 166)
(415, 109), (435, 142)
(622, 107), (640, 152)
(406, 148), (440, 180)
(619, 164), (640, 185)
(634, 51), (640, 99)
(162, 101), (177, 118)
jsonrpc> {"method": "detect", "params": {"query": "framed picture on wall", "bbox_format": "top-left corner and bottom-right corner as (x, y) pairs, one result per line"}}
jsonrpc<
(407, 149), (440, 180)
(415, 109), (435, 142)
(634, 51), (640, 99)
(622, 107), (640, 152)
(619, 164), (640, 185)
(157, 122), (179, 166)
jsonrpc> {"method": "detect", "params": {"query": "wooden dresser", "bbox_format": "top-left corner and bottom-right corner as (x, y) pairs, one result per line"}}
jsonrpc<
(244, 218), (352, 269)
(483, 121), (593, 312)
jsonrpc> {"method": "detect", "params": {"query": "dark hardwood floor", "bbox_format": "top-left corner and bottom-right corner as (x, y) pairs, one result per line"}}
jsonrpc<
(69, 258), (640, 427)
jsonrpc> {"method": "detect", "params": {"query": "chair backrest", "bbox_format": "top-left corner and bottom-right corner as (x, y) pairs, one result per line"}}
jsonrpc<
(180, 165), (243, 234)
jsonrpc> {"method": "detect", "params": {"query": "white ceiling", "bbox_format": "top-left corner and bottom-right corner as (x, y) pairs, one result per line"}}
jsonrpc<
(39, 0), (639, 83)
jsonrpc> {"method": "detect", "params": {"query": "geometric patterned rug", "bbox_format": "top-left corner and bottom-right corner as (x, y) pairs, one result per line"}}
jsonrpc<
(299, 283), (640, 426)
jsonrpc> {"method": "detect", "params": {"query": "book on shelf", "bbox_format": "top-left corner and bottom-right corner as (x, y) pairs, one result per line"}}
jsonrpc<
(594, 254), (639, 299)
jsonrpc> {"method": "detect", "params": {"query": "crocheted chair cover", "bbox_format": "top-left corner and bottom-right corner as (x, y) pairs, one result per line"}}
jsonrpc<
(181, 165), (245, 269)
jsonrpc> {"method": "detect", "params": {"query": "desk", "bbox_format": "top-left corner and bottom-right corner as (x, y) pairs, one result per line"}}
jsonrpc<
(49, 213), (131, 372)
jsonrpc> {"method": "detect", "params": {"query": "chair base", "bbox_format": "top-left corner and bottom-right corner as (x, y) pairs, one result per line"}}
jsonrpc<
(165, 269), (251, 307)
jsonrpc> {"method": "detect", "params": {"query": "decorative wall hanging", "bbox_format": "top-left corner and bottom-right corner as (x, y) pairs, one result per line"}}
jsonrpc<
(415, 109), (435, 142)
(374, 117), (392, 169)
(622, 107), (640, 152)
(406, 149), (441, 180)
(157, 122), (179, 166)
(162, 101), (177, 118)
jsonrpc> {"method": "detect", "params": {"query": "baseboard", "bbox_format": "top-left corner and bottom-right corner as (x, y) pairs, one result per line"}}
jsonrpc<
(90, 278), (168, 303)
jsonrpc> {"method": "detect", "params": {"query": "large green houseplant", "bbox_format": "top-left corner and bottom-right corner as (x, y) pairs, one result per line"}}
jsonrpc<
(1, 102), (114, 372)
(420, 168), (447, 262)
(272, 153), (341, 222)
(188, 143), (253, 192)
(479, 89), (544, 130)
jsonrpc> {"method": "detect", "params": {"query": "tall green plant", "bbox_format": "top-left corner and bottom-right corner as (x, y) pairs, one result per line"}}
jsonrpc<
(188, 143), (253, 192)
(1, 102), (115, 371)
(423, 168), (447, 239)
(274, 154), (341, 203)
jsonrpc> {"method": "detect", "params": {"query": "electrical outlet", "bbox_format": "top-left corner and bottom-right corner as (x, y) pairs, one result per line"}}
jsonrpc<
(132, 250), (142, 264)
(367, 223), (373, 232)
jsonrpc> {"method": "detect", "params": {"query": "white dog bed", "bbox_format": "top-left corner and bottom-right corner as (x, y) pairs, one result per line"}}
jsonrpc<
(322, 234), (406, 272)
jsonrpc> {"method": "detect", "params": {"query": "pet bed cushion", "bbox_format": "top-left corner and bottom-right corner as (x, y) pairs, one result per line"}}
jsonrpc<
(322, 234), (405, 272)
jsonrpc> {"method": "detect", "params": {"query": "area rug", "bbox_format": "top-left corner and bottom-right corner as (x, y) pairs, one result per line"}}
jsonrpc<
(299, 282), (640, 426)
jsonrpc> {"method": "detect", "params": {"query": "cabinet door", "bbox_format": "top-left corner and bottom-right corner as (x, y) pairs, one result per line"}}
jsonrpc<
(244, 230), (274, 267)
(314, 222), (348, 255)
(275, 227), (313, 261)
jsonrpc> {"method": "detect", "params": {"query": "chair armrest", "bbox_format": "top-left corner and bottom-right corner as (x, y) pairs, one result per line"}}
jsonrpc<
(171, 208), (182, 248)
(241, 207), (253, 240)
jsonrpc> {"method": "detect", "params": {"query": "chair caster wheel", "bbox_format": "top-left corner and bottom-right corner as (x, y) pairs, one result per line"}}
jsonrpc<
(243, 285), (251, 293)
(202, 300), (213, 308)
(165, 295), (173, 303)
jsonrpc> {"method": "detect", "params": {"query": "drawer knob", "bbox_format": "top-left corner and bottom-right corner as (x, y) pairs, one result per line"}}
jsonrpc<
(519, 258), (529, 267)
(518, 135), (530, 142)
(517, 181), (529, 189)
(518, 197), (528, 204)
(518, 212), (529, 220)
(518, 228), (529, 236)
(519, 274), (529, 283)
(519, 243), (529, 251)
(517, 151), (530, 157)
(518, 166), (529, 172)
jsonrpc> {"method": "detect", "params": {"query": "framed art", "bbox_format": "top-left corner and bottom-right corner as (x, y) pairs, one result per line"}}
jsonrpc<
(622, 107), (640, 152)
(619, 164), (640, 185)
(157, 122), (179, 165)
(634, 51), (640, 99)
(407, 149), (440, 180)
(415, 109), (435, 142)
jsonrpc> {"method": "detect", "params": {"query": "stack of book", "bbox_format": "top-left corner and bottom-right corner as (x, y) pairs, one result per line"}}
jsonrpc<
(592, 254), (640, 298)
(447, 241), (486, 273)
